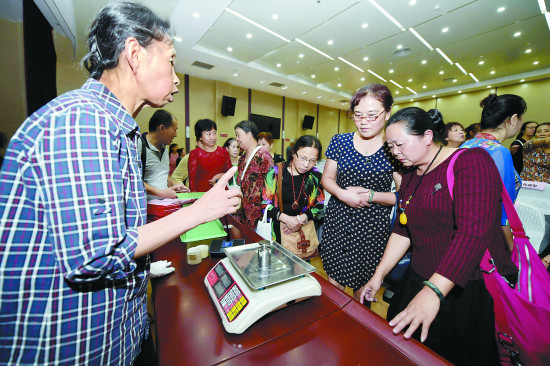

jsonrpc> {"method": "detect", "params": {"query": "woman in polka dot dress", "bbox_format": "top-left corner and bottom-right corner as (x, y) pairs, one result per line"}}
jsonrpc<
(320, 83), (402, 301)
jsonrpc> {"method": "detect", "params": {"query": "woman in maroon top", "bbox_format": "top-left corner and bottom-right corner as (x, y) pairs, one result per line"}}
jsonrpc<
(360, 107), (517, 365)
(188, 119), (232, 192)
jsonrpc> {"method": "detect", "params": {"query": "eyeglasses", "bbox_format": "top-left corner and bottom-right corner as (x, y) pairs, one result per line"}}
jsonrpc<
(295, 155), (317, 164)
(352, 110), (385, 122)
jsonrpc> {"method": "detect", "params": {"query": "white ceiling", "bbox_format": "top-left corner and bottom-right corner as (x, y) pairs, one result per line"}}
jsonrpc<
(2, 0), (550, 109)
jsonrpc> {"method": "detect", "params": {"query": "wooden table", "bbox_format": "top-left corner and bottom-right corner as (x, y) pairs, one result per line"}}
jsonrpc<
(152, 215), (450, 365)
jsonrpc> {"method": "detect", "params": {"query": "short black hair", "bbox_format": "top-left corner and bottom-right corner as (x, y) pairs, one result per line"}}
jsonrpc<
(194, 119), (217, 140)
(149, 110), (174, 131)
(291, 135), (322, 162)
(234, 120), (259, 141)
(480, 94), (527, 130)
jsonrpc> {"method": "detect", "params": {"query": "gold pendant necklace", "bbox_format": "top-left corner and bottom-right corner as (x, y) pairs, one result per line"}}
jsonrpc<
(398, 146), (443, 225)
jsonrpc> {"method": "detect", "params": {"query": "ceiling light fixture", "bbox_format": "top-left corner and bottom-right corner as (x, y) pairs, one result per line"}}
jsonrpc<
(272, 14), (278, 20)
(458, 91), (462, 93)
(533, 61), (539, 65)
(295, 38), (334, 60)
(409, 27), (434, 50)
(423, 85), (427, 89)
(367, 69), (387, 82)
(232, 72), (238, 77)
(432, 95), (436, 98)
(301, 91), (307, 94)
(436, 48), (453, 65)
(538, 0), (547, 13)
(225, 8), (290, 43)
(397, 44), (403, 49)
(193, 12), (200, 18)
(173, 36), (182, 42)
(469, 73), (479, 82)
(339, 57), (365, 72)
(439, 71), (444, 75)
(368, 0), (406, 31)
(390, 80), (403, 88)
(277, 63), (282, 67)
(334, 67), (339, 71)
(520, 79), (525, 82)
(246, 33), (252, 39)
(408, 78), (413, 82)
(497, 7), (505, 12)
(361, 77), (365, 81)
(545, 13), (550, 32)
(422, 60), (427, 64)
(389, 69), (394, 73)
(442, 27), (449, 32)
(409, 0), (417, 5)
(363, 56), (369, 61)
(514, 32), (521, 37)
(317, 96), (321, 99)
(406, 87), (417, 94)
(396, 91), (400, 94)
(299, 53), (304, 58)
(337, 83), (342, 87)
(455, 62), (468, 75)
(311, 74), (316, 78)
(362, 23), (368, 29)
(490, 70), (496, 74)
(479, 60), (485, 65)
(328, 40), (333, 45)
(525, 49), (532, 53)
(410, 99), (414, 102)
(227, 47), (233, 52)
(452, 79), (457, 82)
(487, 85), (492, 88)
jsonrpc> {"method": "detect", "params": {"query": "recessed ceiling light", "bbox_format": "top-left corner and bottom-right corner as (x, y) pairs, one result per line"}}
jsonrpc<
(422, 60), (427, 64)
(423, 85), (427, 89)
(299, 54), (304, 58)
(533, 61), (539, 65)
(389, 69), (394, 73)
(487, 85), (492, 88)
(520, 79), (525, 82)
(490, 70), (496, 74)
(363, 56), (369, 61)
(408, 78), (413, 82)
(173, 36), (182, 42)
(453, 79), (457, 82)
(337, 83), (342, 87)
(282, 86), (288, 90)
(276, 63), (282, 67)
(272, 14), (278, 20)
(432, 95), (436, 98)
(260, 80), (265, 83)
(246, 33), (252, 39)
(497, 7), (505, 12)
(193, 12), (200, 18)
(439, 71), (444, 75)
(362, 23), (368, 29)
(479, 61), (485, 65)
(301, 91), (307, 94)
(227, 47), (233, 52)
(317, 96), (321, 99)
(410, 99), (414, 102)
(458, 91), (462, 93)
(361, 77), (365, 81)
(525, 49), (532, 53)
(442, 27), (449, 33)
(397, 44), (403, 49)
(334, 67), (339, 71)
(311, 74), (316, 78)
(232, 72), (238, 77)
(328, 40), (333, 45)
(409, 0), (416, 5)
(514, 32), (521, 37)
(396, 91), (400, 94)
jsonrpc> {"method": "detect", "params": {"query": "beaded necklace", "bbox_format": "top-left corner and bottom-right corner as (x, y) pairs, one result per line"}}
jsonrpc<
(289, 163), (307, 210)
(398, 145), (443, 225)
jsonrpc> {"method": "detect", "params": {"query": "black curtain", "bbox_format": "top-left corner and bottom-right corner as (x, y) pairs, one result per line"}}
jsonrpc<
(23, 0), (57, 116)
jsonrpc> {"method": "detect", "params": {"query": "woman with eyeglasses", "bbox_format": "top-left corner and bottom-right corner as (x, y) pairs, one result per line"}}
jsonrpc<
(320, 83), (402, 302)
(261, 135), (325, 244)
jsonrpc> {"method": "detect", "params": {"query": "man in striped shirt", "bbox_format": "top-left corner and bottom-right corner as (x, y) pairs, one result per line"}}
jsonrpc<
(0, 2), (240, 365)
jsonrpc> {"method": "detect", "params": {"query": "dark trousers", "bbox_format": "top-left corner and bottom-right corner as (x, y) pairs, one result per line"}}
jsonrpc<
(387, 268), (500, 366)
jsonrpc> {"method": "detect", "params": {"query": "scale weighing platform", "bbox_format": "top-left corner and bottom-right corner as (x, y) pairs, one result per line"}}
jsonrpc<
(204, 240), (321, 334)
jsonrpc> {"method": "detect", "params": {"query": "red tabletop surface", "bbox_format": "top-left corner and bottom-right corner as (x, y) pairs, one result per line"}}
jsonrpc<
(152, 215), (449, 366)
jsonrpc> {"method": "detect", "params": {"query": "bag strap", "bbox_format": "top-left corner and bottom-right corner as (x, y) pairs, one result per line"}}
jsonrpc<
(277, 162), (284, 213)
(261, 204), (272, 223)
(447, 150), (527, 239)
(240, 145), (262, 182)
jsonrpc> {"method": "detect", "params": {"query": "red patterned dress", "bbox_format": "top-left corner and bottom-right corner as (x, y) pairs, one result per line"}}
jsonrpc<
(188, 146), (232, 192)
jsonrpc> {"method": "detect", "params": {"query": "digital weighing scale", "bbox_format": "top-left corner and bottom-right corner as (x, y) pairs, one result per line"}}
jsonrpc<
(204, 240), (322, 334)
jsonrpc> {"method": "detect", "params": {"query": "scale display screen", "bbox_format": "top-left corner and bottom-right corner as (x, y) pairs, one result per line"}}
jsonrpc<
(207, 262), (248, 322)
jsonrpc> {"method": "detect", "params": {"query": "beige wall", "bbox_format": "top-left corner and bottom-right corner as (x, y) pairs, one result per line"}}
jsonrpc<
(0, 18), (27, 153)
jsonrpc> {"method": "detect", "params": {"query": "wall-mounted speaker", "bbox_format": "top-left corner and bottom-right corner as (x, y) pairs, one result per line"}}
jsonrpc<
(221, 96), (236, 116)
(302, 115), (315, 130)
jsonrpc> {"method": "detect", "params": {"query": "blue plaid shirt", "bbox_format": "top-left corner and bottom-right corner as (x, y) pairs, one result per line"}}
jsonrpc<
(0, 79), (149, 365)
